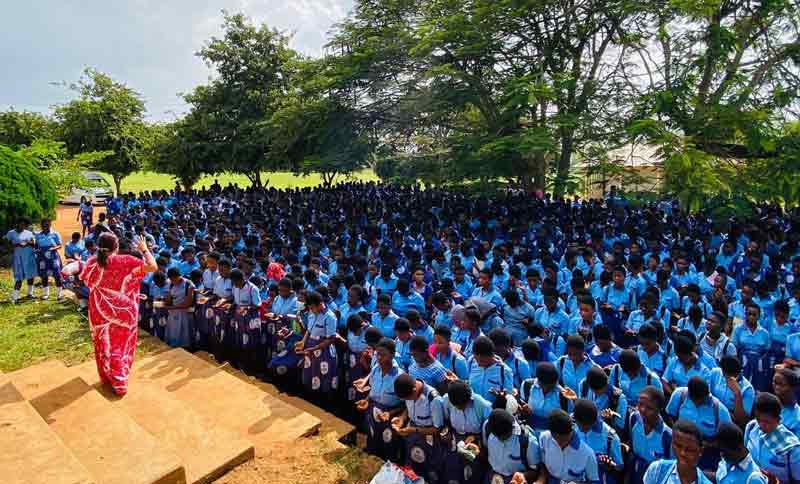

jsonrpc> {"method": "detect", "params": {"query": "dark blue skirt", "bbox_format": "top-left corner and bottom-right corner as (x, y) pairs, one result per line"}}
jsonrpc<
(366, 400), (402, 461)
(442, 432), (484, 484)
(405, 429), (442, 484)
(36, 249), (62, 279)
(302, 336), (338, 392)
(346, 349), (371, 402)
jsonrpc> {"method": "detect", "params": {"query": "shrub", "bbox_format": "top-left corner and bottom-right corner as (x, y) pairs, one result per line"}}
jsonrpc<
(0, 145), (57, 231)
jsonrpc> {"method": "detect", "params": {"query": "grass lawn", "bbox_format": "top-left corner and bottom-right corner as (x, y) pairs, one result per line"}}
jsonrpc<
(101, 169), (379, 194)
(0, 270), (162, 372)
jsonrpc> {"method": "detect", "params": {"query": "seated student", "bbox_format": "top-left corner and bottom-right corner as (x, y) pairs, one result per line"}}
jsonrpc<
(338, 285), (366, 330)
(681, 283), (713, 319)
(295, 290), (338, 396)
(609, 349), (663, 407)
(600, 266), (637, 339)
(177, 246), (200, 277)
(675, 305), (707, 341)
(518, 338), (553, 380)
(519, 362), (573, 433)
(625, 386), (672, 483)
(573, 399), (623, 484)
(467, 336), (513, 404)
(708, 355), (755, 426)
(634, 323), (670, 377)
(538, 409), (600, 484)
(768, 300), (797, 378)
(666, 376), (732, 471)
(502, 288), (536, 346)
(588, 324), (622, 368)
(556, 335), (599, 394)
(773, 367), (800, 436)
(344, 316), (378, 401)
(566, 296), (603, 344)
(433, 324), (469, 380)
(165, 267), (195, 349)
(524, 268), (544, 307)
(392, 278), (426, 317)
(745, 393), (800, 484)
(657, 269), (682, 324)
(534, 289), (570, 338)
(371, 293), (399, 339)
(578, 366), (628, 431)
(65, 232), (85, 260)
(431, 291), (455, 329)
(391, 373), (444, 484)
(488, 328), (530, 391)
(394, 317), (414, 371)
(714, 422), (768, 484)
(698, 311), (737, 368)
(452, 307), (483, 360)
(230, 268), (263, 373)
(354, 337), (405, 461)
(407, 309), (434, 344)
(408, 335), (448, 392)
(440, 381), (492, 484)
(644, 420), (714, 484)
(452, 264), (475, 301)
(732, 303), (772, 392)
(482, 408), (541, 484)
(662, 332), (710, 396)
(471, 268), (505, 310)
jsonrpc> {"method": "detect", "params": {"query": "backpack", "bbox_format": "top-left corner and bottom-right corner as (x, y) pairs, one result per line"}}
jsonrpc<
(610, 364), (654, 391)
(579, 379), (621, 414)
(625, 412), (670, 460)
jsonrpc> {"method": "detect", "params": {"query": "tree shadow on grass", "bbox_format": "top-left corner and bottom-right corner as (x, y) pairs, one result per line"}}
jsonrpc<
(20, 302), (87, 327)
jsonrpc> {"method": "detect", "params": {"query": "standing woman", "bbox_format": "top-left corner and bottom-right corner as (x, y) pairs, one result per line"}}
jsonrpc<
(296, 290), (339, 397)
(35, 218), (64, 300)
(80, 233), (157, 395)
(5, 217), (37, 303)
(76, 196), (94, 237)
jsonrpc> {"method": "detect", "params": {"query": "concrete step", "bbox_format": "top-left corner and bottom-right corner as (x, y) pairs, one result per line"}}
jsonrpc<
(9, 360), (187, 484)
(73, 360), (255, 484)
(0, 378), (96, 484)
(129, 349), (321, 455)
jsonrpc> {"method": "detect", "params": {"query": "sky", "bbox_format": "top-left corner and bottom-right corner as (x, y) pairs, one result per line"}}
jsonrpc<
(1, 0), (354, 121)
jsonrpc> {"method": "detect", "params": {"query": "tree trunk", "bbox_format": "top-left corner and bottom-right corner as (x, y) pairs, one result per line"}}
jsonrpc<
(532, 153), (547, 193)
(555, 134), (574, 196)
(113, 175), (123, 195)
(246, 171), (262, 188)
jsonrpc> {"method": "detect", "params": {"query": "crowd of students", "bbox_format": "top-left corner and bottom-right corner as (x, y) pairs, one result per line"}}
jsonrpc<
(7, 181), (800, 483)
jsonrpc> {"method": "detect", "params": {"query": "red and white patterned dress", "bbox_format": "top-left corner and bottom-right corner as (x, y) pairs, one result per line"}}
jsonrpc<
(80, 254), (146, 395)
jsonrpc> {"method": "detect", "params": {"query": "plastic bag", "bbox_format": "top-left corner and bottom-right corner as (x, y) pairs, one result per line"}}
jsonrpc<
(369, 461), (425, 484)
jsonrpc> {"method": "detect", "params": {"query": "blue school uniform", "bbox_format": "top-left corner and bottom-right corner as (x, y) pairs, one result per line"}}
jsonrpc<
(471, 286), (505, 311)
(715, 454), (768, 484)
(452, 328), (482, 360)
(588, 344), (622, 368)
(636, 345), (670, 377)
(787, 333), (800, 361)
(484, 421), (542, 481)
(366, 361), (404, 459)
(681, 297), (713, 318)
(467, 358), (513, 403)
(782, 403), (800, 437)
(643, 460), (712, 484)
(302, 309), (339, 392)
(166, 278), (195, 348)
(391, 291), (426, 317)
(525, 286), (544, 307)
(395, 337), (413, 370)
(503, 351), (532, 391)
(371, 311), (399, 339)
(698, 333), (737, 367)
(627, 412), (672, 482)
(534, 306), (570, 337)
(662, 356), (711, 389)
(666, 388), (731, 440)
(659, 286), (681, 313)
(177, 258), (200, 277)
(64, 240), (84, 260)
(608, 364), (663, 407)
(576, 421), (623, 484)
(520, 379), (573, 431)
(744, 421), (800, 484)
(708, 367), (755, 416)
(625, 310), (664, 333)
(402, 383), (445, 483)
(34, 230), (62, 279)
(411, 323), (434, 344)
(503, 302), (536, 345)
(557, 355), (599, 393)
(337, 302), (366, 329)
(435, 348), (469, 380)
(731, 323), (771, 391)
(433, 308), (454, 329)
(603, 285), (636, 311)
(539, 430), (599, 484)
(374, 275), (398, 296)
(578, 381), (628, 430)
(566, 313), (604, 340)
(453, 278), (475, 299)
(676, 317), (707, 340)
(441, 392), (492, 484)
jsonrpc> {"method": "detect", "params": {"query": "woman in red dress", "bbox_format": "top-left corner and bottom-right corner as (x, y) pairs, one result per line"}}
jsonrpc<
(80, 232), (157, 395)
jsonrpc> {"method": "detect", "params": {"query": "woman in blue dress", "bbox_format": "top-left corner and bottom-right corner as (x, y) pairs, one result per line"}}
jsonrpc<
(5, 217), (38, 303)
(76, 196), (94, 237)
(35, 218), (63, 300)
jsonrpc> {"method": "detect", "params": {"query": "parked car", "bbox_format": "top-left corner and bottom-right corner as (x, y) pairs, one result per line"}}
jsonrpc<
(61, 172), (114, 205)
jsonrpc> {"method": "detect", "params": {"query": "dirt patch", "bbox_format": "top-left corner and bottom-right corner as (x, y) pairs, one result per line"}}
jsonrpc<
(52, 204), (106, 257)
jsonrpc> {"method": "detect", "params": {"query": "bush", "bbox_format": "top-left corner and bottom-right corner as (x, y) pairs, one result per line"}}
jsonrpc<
(0, 145), (57, 231)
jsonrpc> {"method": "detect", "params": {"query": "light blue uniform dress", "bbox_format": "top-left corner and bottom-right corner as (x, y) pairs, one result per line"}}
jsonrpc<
(435, 348), (469, 380)
(165, 278), (195, 348)
(626, 411), (672, 482)
(731, 323), (771, 391)
(539, 430), (600, 484)
(302, 308), (338, 392)
(519, 379), (573, 433)
(371, 311), (399, 339)
(643, 459), (713, 484)
(503, 301), (536, 345)
(557, 355), (600, 394)
(708, 367), (755, 416)
(483, 421), (542, 484)
(467, 357), (514, 404)
(715, 454), (768, 484)
(5, 229), (37, 280)
(744, 420), (800, 484)
(608, 364), (663, 407)
(365, 361), (404, 459)
(34, 230), (63, 280)
(441, 392), (492, 483)
(402, 382), (444, 484)
(576, 421), (623, 484)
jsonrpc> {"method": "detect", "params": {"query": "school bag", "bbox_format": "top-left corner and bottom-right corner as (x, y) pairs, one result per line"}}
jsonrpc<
(578, 379), (622, 415)
(521, 379), (570, 413)
(610, 364), (654, 391)
(624, 412), (671, 461)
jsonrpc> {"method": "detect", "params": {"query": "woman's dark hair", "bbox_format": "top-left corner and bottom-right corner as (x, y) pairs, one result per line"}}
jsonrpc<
(376, 337), (396, 354)
(96, 232), (119, 267)
(448, 381), (472, 407)
(754, 392), (782, 419)
(673, 419), (703, 445)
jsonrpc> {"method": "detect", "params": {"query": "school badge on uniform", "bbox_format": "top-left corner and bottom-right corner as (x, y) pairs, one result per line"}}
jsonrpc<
(410, 446), (426, 463)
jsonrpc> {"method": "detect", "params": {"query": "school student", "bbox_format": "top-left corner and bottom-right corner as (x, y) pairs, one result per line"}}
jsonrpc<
(296, 290), (339, 395)
(35, 218), (63, 300)
(708, 355), (755, 425)
(433, 325), (469, 380)
(164, 267), (195, 349)
(391, 373), (444, 484)
(573, 399), (623, 484)
(609, 349), (663, 407)
(731, 303), (772, 391)
(488, 328), (530, 392)
(440, 381), (491, 484)
(394, 318), (414, 371)
(482, 409), (541, 484)
(744, 393), (800, 484)
(537, 409), (600, 484)
(502, 288), (536, 346)
(230, 268), (262, 373)
(714, 422), (768, 484)
(698, 311), (737, 367)
(466, 336), (513, 404)
(625, 386), (672, 483)
(773, 367), (800, 436)
(578, 366), (628, 431)
(65, 232), (85, 261)
(408, 335), (448, 392)
(371, 293), (399, 338)
(556, 335), (599, 394)
(452, 307), (483, 360)
(519, 362), (573, 433)
(662, 332), (711, 395)
(643, 420), (713, 484)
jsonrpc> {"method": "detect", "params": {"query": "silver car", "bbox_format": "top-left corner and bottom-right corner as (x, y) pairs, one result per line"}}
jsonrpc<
(61, 172), (114, 205)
